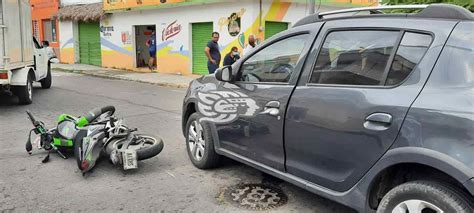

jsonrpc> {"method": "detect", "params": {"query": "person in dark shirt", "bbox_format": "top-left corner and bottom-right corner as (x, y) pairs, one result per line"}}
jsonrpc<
(146, 30), (157, 71)
(205, 32), (221, 74)
(223, 46), (240, 66)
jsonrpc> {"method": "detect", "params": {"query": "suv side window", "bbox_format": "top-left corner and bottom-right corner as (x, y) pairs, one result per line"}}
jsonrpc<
(310, 30), (399, 85)
(239, 34), (309, 83)
(429, 22), (473, 86)
(310, 30), (432, 86)
(386, 32), (432, 86)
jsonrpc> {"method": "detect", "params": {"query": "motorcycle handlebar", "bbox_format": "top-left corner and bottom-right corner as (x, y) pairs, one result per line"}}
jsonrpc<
(26, 110), (38, 126)
(84, 106), (116, 123)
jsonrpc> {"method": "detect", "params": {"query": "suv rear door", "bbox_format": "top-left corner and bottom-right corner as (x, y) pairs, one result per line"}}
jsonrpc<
(284, 18), (458, 192)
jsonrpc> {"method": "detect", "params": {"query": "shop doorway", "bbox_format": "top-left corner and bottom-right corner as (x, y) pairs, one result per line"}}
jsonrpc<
(135, 25), (156, 68)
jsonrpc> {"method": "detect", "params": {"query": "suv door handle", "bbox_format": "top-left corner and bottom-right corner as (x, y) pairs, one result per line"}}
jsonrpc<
(260, 101), (280, 116)
(364, 113), (392, 131)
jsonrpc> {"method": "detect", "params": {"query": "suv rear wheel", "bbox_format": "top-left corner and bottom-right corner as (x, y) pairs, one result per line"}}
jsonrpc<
(377, 181), (472, 213)
(185, 113), (220, 169)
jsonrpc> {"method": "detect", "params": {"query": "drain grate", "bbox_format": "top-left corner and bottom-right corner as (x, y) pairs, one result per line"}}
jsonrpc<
(224, 183), (288, 211)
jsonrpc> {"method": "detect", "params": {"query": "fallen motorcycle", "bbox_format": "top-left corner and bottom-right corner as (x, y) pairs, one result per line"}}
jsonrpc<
(25, 106), (164, 175)
(76, 114), (164, 174)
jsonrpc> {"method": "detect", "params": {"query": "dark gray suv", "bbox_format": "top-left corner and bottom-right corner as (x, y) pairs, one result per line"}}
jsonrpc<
(182, 4), (474, 212)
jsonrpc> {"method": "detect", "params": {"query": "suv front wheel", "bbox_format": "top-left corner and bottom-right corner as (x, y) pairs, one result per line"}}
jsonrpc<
(377, 181), (472, 213)
(185, 113), (220, 169)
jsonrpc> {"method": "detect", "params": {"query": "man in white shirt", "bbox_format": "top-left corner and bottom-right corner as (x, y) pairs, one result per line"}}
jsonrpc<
(42, 41), (56, 59)
(243, 35), (257, 56)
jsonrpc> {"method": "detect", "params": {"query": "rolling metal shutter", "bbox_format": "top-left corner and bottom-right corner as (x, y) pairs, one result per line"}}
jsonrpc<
(79, 22), (101, 66)
(192, 22), (213, 75)
(265, 21), (288, 39)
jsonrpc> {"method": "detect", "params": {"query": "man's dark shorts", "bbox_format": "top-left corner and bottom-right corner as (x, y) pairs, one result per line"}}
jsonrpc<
(149, 50), (156, 58)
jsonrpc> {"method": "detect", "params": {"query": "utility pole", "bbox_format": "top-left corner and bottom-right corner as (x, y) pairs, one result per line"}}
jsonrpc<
(308, 0), (316, 15)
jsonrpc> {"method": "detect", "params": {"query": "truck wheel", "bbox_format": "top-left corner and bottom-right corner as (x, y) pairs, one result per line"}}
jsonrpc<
(377, 181), (472, 213)
(185, 113), (221, 169)
(40, 63), (52, 89)
(17, 73), (33, 105)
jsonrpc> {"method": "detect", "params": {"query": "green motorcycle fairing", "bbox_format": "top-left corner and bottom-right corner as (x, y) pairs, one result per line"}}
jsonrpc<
(53, 114), (88, 148)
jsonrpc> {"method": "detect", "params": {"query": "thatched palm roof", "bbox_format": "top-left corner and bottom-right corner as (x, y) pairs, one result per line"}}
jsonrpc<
(55, 3), (105, 22)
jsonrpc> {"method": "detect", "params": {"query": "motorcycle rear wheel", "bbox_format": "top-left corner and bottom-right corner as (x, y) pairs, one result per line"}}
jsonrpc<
(111, 134), (164, 161)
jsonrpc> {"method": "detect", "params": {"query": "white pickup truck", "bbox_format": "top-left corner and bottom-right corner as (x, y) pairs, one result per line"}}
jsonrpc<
(0, 0), (54, 105)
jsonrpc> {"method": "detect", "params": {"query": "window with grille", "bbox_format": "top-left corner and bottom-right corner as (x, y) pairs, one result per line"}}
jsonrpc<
(32, 20), (40, 40)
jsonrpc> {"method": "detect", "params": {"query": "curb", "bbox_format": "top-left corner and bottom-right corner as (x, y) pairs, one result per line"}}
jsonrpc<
(53, 68), (190, 89)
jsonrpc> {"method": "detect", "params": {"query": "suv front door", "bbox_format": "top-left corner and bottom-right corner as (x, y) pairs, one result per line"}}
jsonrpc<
(284, 18), (457, 191)
(213, 27), (319, 171)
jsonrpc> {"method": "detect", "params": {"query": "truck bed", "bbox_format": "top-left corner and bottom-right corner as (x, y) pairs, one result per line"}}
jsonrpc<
(0, 0), (35, 70)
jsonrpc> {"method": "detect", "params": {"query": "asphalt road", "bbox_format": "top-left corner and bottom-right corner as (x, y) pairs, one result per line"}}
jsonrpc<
(0, 71), (354, 212)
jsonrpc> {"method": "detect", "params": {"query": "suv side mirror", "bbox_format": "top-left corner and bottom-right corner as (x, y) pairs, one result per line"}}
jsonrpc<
(215, 66), (233, 82)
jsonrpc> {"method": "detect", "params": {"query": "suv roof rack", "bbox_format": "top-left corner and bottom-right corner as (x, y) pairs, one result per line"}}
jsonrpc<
(293, 4), (474, 28)
(319, 4), (428, 16)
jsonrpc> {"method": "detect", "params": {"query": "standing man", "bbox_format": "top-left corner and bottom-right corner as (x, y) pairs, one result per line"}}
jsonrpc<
(243, 34), (256, 56)
(146, 29), (157, 71)
(42, 41), (56, 59)
(205, 32), (221, 74)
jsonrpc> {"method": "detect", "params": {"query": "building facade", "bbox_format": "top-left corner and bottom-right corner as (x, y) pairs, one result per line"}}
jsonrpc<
(30, 0), (60, 53)
(100, 0), (313, 75)
(58, 0), (378, 75)
(57, 0), (103, 65)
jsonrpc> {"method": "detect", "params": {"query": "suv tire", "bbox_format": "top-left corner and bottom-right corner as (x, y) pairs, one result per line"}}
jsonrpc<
(185, 113), (220, 169)
(377, 181), (472, 213)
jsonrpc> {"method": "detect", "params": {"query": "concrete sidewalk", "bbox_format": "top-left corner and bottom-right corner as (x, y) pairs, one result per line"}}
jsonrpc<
(52, 63), (200, 88)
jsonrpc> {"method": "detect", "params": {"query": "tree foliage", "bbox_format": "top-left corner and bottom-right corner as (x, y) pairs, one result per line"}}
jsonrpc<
(383, 0), (474, 12)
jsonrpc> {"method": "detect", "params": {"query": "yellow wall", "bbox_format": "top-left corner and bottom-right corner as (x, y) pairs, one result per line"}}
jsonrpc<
(104, 0), (184, 11)
(101, 50), (135, 70)
(60, 48), (75, 64)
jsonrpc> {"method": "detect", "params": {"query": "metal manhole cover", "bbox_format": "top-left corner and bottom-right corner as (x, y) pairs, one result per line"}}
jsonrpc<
(224, 183), (288, 211)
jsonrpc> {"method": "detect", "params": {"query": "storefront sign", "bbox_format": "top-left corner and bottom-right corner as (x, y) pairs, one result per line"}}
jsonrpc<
(100, 26), (114, 37)
(162, 20), (182, 41)
(121, 31), (132, 45)
(218, 8), (245, 37)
